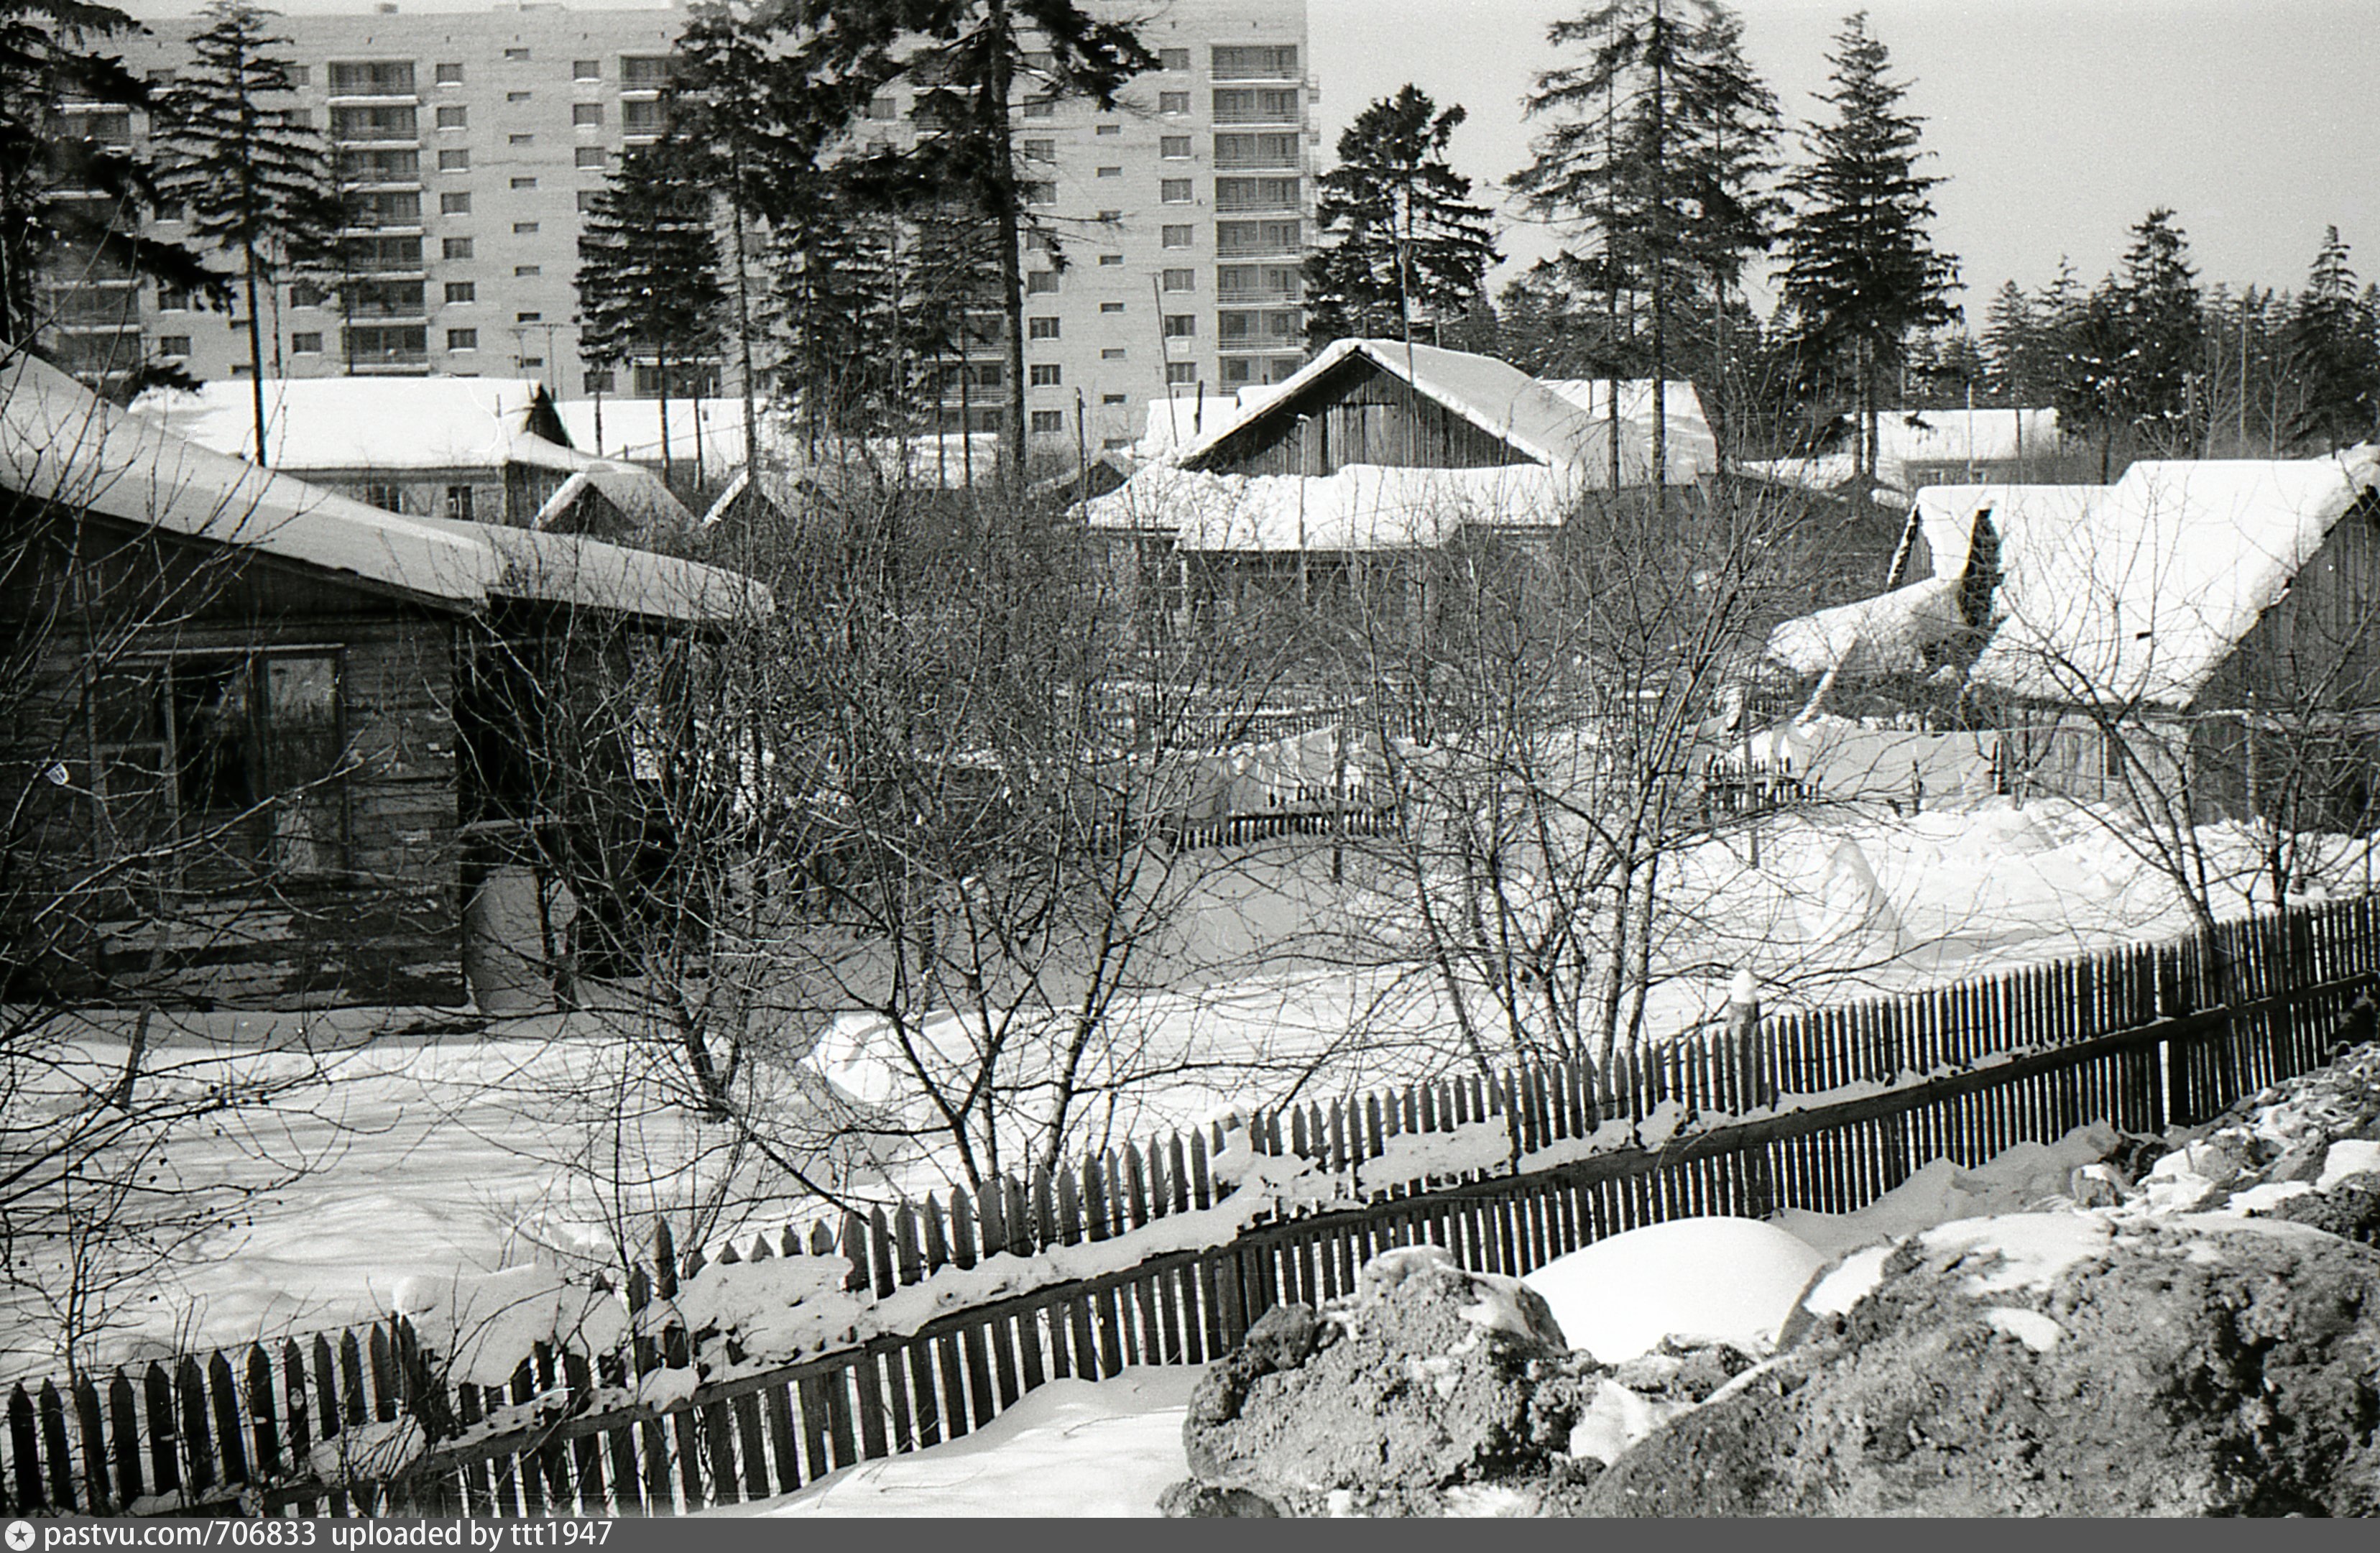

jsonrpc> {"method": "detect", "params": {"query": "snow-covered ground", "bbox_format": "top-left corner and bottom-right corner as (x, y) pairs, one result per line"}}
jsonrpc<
(6, 793), (2358, 1383)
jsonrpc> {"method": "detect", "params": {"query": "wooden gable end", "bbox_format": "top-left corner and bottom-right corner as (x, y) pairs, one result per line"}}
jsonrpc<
(1186, 354), (1541, 477)
(2195, 488), (2380, 716)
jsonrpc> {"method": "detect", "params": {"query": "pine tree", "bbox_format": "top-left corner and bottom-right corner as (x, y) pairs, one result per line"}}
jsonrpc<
(2284, 226), (2379, 452)
(152, 1), (343, 466)
(780, 1), (1157, 477)
(1777, 10), (1958, 488)
(0, 0), (218, 390)
(1512, 0), (1780, 479)
(1303, 86), (1499, 349)
(576, 137), (728, 494)
(1979, 281), (2033, 403)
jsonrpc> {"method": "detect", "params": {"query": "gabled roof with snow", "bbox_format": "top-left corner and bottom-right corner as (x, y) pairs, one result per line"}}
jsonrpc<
(1763, 576), (1965, 680)
(1537, 378), (1717, 483)
(1970, 451), (2380, 708)
(1903, 483), (2101, 581)
(5, 351), (765, 626)
(1081, 461), (1585, 551)
(1175, 338), (1606, 474)
(1134, 386), (1286, 462)
(131, 377), (566, 472)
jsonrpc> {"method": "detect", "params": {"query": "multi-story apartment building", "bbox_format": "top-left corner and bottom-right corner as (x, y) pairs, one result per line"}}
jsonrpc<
(99, 0), (1313, 454)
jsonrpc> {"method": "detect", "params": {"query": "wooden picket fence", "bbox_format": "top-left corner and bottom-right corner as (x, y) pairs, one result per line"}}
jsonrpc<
(8, 896), (2378, 1519)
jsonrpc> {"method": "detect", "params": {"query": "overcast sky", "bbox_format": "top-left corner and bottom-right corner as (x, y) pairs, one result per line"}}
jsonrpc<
(1311, 0), (2380, 321)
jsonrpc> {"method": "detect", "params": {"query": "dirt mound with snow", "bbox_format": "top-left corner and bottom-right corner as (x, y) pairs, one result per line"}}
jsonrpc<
(1581, 1212), (2380, 1516)
(1163, 1245), (1598, 1516)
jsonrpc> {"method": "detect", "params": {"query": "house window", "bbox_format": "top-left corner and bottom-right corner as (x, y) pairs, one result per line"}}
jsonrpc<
(572, 103), (602, 126)
(1030, 364), (1061, 386)
(435, 62), (463, 85)
(440, 191), (471, 214)
(442, 237), (474, 259)
(1163, 313), (1196, 337)
(1028, 316), (1060, 340)
(576, 146), (607, 169)
(1162, 268), (1195, 292)
(157, 335), (191, 356)
(444, 282), (476, 303)
(1162, 224), (1194, 249)
(1159, 91), (1189, 115)
(1025, 270), (1058, 295)
(436, 105), (466, 129)
(288, 332), (321, 354)
(1029, 410), (1065, 433)
(510, 177), (538, 190)
(1160, 179), (1193, 203)
(438, 148), (470, 171)
(1166, 361), (1197, 384)
(447, 328), (478, 351)
(1159, 48), (1190, 71)
(1161, 136), (1191, 159)
(573, 59), (600, 80)
(444, 484), (476, 521)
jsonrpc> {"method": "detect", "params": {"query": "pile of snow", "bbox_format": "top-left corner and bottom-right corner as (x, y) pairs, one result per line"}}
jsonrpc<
(1521, 1217), (1829, 1363)
(1777, 1120), (2123, 1257)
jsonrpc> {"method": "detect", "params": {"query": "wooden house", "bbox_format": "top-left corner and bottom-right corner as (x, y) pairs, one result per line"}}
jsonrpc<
(129, 377), (693, 540)
(2, 351), (766, 1008)
(1762, 450), (2380, 824)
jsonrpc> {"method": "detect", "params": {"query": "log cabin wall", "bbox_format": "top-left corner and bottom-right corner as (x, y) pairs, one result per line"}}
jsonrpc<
(1189, 356), (1539, 477)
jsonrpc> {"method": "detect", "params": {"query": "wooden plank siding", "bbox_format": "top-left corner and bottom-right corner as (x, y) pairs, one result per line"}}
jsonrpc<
(1186, 356), (1539, 478)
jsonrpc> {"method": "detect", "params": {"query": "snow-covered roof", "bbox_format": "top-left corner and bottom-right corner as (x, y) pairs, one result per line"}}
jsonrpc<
(1970, 451), (2380, 708)
(1763, 576), (1964, 678)
(130, 377), (566, 472)
(1735, 410), (2065, 499)
(6, 351), (766, 625)
(1902, 483), (2100, 582)
(1133, 386), (1286, 462)
(1080, 461), (1584, 551)
(1537, 378), (1717, 484)
(553, 395), (765, 481)
(1175, 338), (1609, 474)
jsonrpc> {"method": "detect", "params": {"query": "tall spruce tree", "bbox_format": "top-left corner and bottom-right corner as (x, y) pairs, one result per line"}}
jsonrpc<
(576, 137), (727, 493)
(2284, 226), (2379, 451)
(1303, 85), (1499, 349)
(2052, 208), (2203, 474)
(152, 1), (343, 466)
(1777, 10), (1957, 489)
(1511, 0), (1779, 482)
(778, 1), (1156, 478)
(0, 0), (217, 388)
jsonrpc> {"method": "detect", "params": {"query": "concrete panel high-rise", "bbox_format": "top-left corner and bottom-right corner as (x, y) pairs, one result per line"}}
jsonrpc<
(94, 0), (1313, 455)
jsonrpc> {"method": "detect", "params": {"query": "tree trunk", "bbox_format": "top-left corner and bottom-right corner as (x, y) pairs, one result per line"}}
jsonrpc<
(729, 160), (761, 493)
(243, 254), (269, 466)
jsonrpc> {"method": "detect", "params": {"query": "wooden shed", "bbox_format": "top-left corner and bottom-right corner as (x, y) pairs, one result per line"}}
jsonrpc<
(1, 351), (765, 1008)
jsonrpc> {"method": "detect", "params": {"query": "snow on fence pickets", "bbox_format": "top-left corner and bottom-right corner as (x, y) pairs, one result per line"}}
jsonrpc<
(9, 897), (2378, 1516)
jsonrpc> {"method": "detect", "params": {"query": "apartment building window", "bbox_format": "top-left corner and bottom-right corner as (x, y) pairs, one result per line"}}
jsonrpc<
(510, 177), (538, 190)
(1029, 364), (1061, 387)
(864, 96), (895, 119)
(1025, 271), (1058, 295)
(1159, 92), (1190, 115)
(620, 55), (670, 88)
(1102, 347), (1126, 360)
(584, 369), (614, 393)
(1160, 179), (1193, 203)
(517, 312), (542, 323)
(447, 328), (478, 351)
(1100, 301), (1125, 313)
(1020, 50), (1054, 74)
(1159, 47), (1190, 71)
(332, 104), (418, 139)
(1096, 165), (1122, 178)
(1021, 180), (1056, 206)
(286, 65), (309, 86)
(1097, 254), (1124, 266)
(443, 237), (473, 259)
(1096, 122), (1120, 135)
(1162, 268), (1195, 292)
(1098, 209), (1122, 223)
(1027, 316), (1060, 340)
(1212, 45), (1298, 79)
(1212, 87), (1300, 124)
(504, 47), (530, 62)
(1163, 314), (1196, 337)
(1166, 361), (1197, 384)
(1025, 231), (1056, 252)
(435, 62), (463, 85)
(1217, 218), (1301, 256)
(1217, 263), (1301, 301)
(513, 222), (540, 235)
(290, 282), (327, 308)
(289, 333), (321, 354)
(157, 335), (191, 356)
(1023, 138), (1054, 162)
(508, 134), (534, 147)
(156, 285), (192, 310)
(1215, 132), (1300, 168)
(1162, 224), (1194, 249)
(1161, 136), (1191, 160)
(622, 101), (665, 135)
(1102, 393), (1127, 405)
(1022, 99), (1053, 119)
(506, 91), (532, 103)
(576, 190), (599, 213)
(573, 59), (599, 80)
(341, 147), (420, 183)
(438, 148), (469, 171)
(346, 324), (427, 361)
(328, 60), (415, 95)
(575, 146), (607, 169)
(440, 191), (471, 215)
(443, 282), (476, 303)
(435, 105), (466, 129)
(514, 264), (541, 277)
(1216, 176), (1300, 211)
(444, 485), (475, 520)
(1029, 410), (1065, 434)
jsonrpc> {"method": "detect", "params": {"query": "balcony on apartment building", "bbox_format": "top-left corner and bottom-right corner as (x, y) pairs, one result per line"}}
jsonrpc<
(339, 235), (426, 280)
(342, 324), (429, 372)
(336, 148), (424, 190)
(326, 60), (418, 104)
(328, 103), (420, 146)
(343, 279), (428, 323)
(338, 190), (425, 238)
